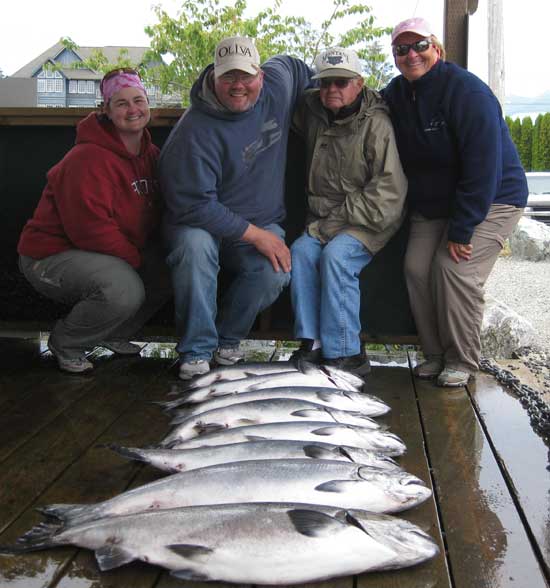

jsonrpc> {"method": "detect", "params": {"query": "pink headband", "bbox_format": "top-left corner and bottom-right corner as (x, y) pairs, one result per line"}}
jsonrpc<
(100, 71), (146, 104)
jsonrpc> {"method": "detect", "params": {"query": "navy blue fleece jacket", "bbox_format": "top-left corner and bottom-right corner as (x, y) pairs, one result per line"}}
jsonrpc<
(382, 60), (527, 244)
(159, 56), (312, 240)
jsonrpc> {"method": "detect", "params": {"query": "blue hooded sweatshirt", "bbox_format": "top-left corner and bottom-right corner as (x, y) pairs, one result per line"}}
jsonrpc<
(159, 56), (312, 241)
(382, 60), (528, 244)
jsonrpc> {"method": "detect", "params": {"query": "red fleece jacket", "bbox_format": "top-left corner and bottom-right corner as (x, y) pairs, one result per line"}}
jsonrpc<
(18, 112), (160, 268)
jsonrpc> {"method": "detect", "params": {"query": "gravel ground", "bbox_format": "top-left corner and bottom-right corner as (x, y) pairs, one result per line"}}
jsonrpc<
(485, 256), (550, 405)
(485, 256), (550, 353)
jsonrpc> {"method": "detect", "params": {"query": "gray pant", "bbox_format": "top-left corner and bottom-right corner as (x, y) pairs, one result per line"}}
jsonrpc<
(404, 204), (523, 373)
(19, 243), (172, 358)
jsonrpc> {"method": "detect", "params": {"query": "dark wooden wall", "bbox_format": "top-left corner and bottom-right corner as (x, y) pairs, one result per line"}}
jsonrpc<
(0, 108), (416, 340)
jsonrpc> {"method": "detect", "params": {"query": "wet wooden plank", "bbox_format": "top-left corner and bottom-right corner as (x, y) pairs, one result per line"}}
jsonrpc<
(470, 372), (550, 576)
(0, 349), (142, 463)
(0, 354), (158, 534)
(413, 360), (548, 588)
(357, 352), (451, 588)
(0, 355), (173, 588)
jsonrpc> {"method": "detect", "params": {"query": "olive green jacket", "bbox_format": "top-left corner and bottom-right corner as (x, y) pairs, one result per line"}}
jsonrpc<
(293, 87), (408, 254)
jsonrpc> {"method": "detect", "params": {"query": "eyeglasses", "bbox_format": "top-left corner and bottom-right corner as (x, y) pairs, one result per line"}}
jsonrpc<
(100, 68), (141, 92)
(218, 72), (259, 85)
(393, 39), (432, 57)
(320, 78), (354, 89)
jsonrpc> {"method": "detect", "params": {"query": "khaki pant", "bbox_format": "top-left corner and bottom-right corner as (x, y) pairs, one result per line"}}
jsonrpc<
(404, 204), (523, 373)
(19, 242), (172, 359)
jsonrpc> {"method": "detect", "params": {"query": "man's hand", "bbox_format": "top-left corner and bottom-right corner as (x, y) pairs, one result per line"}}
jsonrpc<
(447, 241), (473, 263)
(241, 224), (291, 273)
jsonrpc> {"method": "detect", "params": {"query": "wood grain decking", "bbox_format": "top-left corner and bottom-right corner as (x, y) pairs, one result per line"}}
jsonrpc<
(0, 334), (548, 588)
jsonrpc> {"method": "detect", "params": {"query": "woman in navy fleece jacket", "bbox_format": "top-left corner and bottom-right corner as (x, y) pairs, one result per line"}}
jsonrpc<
(382, 17), (528, 387)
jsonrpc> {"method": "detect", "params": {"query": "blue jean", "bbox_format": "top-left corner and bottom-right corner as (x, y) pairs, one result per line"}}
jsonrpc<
(290, 232), (372, 359)
(165, 223), (290, 361)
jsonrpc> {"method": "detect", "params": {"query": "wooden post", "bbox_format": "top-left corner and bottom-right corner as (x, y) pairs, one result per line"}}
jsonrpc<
(487, 0), (505, 106)
(444, 0), (479, 68)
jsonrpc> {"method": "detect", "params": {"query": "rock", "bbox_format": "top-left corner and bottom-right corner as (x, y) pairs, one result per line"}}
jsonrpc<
(509, 217), (550, 261)
(481, 295), (537, 358)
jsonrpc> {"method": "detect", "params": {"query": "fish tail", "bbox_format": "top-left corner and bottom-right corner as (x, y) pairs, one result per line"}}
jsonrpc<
(37, 503), (93, 524)
(0, 520), (64, 553)
(106, 444), (148, 464)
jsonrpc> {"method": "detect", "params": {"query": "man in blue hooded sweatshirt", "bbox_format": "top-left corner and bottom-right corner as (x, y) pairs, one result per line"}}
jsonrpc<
(159, 36), (312, 380)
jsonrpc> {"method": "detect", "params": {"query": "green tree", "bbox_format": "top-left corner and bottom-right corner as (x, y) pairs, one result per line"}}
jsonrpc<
(510, 117), (522, 153)
(532, 114), (543, 171)
(58, 37), (138, 73)
(519, 116), (533, 171)
(538, 113), (550, 171)
(144, 0), (391, 104)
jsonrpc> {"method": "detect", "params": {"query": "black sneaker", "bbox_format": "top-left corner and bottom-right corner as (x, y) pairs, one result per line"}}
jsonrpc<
(290, 339), (322, 364)
(323, 349), (371, 376)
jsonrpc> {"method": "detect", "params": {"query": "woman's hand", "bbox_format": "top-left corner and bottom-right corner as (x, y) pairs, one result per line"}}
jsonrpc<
(447, 241), (473, 263)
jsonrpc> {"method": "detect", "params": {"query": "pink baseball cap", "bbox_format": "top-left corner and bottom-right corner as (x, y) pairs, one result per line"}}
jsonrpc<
(391, 17), (434, 43)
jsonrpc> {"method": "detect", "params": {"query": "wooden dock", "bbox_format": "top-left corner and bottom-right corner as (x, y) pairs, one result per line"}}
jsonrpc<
(0, 333), (549, 588)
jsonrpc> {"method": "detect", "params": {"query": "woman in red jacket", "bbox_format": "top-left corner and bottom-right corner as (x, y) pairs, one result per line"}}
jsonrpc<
(18, 68), (169, 373)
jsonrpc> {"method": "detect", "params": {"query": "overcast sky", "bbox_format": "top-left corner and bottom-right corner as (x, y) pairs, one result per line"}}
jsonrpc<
(1, 0), (546, 97)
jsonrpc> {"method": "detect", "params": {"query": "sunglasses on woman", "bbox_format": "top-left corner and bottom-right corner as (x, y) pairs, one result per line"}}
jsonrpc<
(393, 39), (432, 57)
(320, 78), (354, 89)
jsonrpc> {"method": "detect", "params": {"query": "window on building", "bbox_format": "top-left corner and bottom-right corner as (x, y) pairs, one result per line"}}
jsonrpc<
(87, 81), (95, 94)
(69, 80), (78, 94)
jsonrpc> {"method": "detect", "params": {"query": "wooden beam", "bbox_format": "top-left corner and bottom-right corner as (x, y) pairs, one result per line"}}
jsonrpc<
(444, 0), (479, 68)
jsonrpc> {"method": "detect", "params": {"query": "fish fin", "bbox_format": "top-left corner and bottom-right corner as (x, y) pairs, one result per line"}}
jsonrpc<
(95, 545), (136, 571)
(171, 569), (211, 581)
(314, 480), (355, 493)
(345, 512), (371, 535)
(302, 444), (335, 459)
(288, 509), (347, 537)
(316, 390), (337, 402)
(193, 422), (226, 435)
(310, 426), (339, 436)
(336, 446), (356, 462)
(106, 444), (147, 464)
(168, 543), (214, 560)
(37, 503), (86, 522)
(0, 521), (63, 553)
(291, 409), (323, 417)
(244, 434), (268, 441)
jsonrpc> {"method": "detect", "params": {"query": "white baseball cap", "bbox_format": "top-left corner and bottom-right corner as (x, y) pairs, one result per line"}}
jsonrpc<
(214, 36), (261, 78)
(312, 47), (363, 80)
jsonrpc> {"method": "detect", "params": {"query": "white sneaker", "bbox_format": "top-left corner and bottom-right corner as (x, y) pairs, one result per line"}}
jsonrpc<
(214, 347), (245, 366)
(413, 357), (444, 379)
(101, 340), (142, 355)
(179, 359), (210, 380)
(437, 367), (471, 387)
(48, 341), (93, 374)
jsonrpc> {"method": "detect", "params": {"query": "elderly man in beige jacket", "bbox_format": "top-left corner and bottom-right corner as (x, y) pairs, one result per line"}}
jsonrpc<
(290, 47), (407, 375)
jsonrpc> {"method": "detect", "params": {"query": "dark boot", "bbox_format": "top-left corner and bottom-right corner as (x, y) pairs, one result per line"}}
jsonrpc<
(290, 339), (322, 364)
(323, 348), (371, 375)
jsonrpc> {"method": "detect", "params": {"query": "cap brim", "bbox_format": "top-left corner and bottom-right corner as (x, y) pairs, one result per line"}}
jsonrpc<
(391, 28), (432, 42)
(214, 62), (260, 78)
(311, 69), (361, 80)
